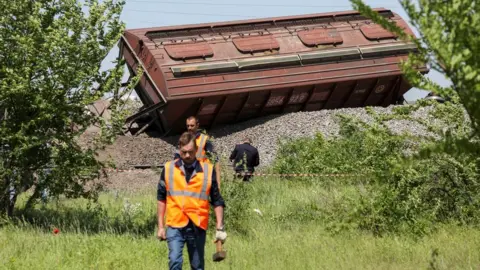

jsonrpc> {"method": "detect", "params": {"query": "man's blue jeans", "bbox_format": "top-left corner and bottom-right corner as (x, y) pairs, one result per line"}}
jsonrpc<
(166, 222), (206, 270)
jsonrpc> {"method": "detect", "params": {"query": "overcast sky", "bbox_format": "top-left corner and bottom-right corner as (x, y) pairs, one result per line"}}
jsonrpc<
(104, 0), (451, 102)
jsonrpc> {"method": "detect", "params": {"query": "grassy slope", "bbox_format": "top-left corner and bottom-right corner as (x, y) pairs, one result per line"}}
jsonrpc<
(1, 178), (479, 270)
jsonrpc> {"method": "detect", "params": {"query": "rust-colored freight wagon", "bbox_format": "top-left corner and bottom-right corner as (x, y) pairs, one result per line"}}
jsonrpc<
(119, 8), (428, 136)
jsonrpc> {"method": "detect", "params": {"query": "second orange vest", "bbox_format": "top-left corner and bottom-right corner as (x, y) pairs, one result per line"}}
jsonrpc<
(195, 133), (209, 162)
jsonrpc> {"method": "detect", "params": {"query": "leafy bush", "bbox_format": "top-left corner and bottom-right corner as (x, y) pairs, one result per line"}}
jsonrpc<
(274, 114), (411, 183)
(273, 101), (480, 236)
(357, 149), (480, 235)
(208, 178), (254, 235)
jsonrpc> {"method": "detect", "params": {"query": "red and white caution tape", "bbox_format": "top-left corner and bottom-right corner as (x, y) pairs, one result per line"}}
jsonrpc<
(234, 172), (360, 177)
(102, 168), (151, 173)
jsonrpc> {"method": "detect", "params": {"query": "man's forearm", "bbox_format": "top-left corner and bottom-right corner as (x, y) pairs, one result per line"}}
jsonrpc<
(214, 205), (224, 229)
(157, 200), (166, 228)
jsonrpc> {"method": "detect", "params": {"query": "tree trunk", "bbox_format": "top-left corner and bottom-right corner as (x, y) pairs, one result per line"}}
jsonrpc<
(7, 193), (16, 217)
(24, 188), (40, 211)
(0, 179), (16, 217)
(0, 196), (10, 217)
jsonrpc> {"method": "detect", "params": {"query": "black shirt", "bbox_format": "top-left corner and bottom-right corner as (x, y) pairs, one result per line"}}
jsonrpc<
(157, 158), (225, 208)
(229, 143), (260, 172)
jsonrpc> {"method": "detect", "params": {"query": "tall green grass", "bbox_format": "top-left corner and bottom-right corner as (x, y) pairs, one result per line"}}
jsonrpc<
(1, 178), (479, 269)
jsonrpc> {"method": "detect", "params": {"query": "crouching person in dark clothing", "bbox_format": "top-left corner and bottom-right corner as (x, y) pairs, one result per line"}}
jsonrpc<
(229, 137), (260, 182)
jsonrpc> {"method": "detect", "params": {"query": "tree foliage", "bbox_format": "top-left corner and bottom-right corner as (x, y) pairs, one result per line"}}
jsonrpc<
(350, 0), (480, 138)
(0, 0), (138, 216)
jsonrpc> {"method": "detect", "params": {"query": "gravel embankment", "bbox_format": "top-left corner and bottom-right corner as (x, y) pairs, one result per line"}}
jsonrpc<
(95, 104), (453, 170)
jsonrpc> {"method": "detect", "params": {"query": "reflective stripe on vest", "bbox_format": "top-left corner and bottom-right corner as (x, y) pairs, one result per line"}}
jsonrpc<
(166, 161), (209, 200)
(196, 134), (207, 159)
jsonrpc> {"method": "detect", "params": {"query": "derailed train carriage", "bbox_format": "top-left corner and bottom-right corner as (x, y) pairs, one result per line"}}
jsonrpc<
(118, 8), (428, 136)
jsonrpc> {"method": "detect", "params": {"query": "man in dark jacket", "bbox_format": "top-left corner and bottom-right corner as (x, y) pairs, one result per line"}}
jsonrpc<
(229, 137), (260, 182)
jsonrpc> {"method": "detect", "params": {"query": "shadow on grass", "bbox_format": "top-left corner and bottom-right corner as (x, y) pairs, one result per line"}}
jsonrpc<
(8, 204), (158, 238)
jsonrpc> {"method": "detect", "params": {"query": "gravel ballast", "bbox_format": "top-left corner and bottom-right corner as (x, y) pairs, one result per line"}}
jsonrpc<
(94, 104), (454, 170)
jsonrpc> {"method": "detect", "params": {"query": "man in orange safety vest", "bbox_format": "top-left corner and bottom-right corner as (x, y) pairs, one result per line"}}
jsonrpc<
(158, 131), (226, 270)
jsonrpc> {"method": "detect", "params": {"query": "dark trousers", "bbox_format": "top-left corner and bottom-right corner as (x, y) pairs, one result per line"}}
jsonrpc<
(166, 221), (206, 270)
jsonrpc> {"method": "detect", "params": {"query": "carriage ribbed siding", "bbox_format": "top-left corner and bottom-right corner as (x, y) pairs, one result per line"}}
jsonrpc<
(120, 8), (428, 136)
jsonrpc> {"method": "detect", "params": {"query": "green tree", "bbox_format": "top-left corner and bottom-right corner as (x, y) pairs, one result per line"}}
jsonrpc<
(350, 0), (480, 138)
(0, 0), (139, 216)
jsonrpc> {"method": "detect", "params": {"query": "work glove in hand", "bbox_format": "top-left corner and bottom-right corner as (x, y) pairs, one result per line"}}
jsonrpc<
(215, 230), (227, 243)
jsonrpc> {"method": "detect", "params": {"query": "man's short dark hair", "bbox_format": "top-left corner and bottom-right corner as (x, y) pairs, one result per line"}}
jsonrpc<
(178, 132), (197, 148)
(186, 116), (199, 123)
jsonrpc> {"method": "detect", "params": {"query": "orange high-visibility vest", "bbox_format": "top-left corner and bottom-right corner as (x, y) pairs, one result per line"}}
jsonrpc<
(195, 134), (209, 162)
(164, 159), (213, 230)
